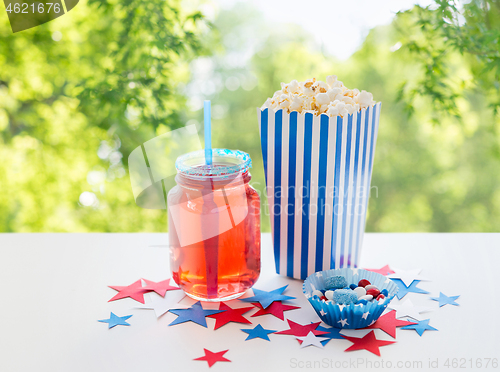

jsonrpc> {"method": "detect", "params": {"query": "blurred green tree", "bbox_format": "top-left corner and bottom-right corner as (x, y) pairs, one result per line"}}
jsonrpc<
(0, 0), (206, 231)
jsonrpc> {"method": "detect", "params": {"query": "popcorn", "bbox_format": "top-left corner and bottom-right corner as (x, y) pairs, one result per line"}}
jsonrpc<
(261, 75), (376, 118)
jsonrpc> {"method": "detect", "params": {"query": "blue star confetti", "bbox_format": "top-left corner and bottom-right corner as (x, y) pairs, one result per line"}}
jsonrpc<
(315, 325), (344, 345)
(241, 324), (277, 341)
(240, 285), (296, 309)
(391, 279), (429, 299)
(98, 312), (132, 329)
(401, 319), (438, 336)
(169, 301), (224, 328)
(430, 292), (460, 307)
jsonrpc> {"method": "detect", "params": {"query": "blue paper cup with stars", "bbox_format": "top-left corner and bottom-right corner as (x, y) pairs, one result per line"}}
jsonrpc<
(258, 104), (381, 280)
(303, 268), (397, 329)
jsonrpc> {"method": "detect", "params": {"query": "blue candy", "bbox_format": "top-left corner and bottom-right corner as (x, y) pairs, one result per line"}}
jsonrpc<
(324, 275), (348, 290)
(332, 289), (358, 305)
(381, 289), (389, 297)
(358, 299), (368, 305)
(349, 284), (357, 290)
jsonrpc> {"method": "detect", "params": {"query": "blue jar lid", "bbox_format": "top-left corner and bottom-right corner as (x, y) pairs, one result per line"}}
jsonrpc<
(175, 148), (252, 179)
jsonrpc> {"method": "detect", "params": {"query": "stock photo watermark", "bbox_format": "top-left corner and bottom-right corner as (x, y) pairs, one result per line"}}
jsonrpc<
(289, 357), (499, 369)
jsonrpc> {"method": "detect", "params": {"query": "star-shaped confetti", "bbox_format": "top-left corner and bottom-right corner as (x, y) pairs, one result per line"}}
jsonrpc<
(207, 302), (253, 330)
(275, 320), (329, 337)
(296, 331), (329, 348)
(315, 325), (344, 344)
(194, 349), (230, 368)
(250, 301), (300, 321)
(169, 301), (223, 327)
(240, 285), (296, 309)
(108, 279), (151, 304)
(136, 291), (186, 318)
(402, 319), (438, 336)
(343, 330), (395, 356)
(364, 264), (395, 275)
(387, 268), (429, 287)
(366, 310), (417, 338)
(391, 279), (430, 299)
(388, 298), (432, 321)
(241, 324), (277, 341)
(98, 312), (132, 329)
(142, 278), (180, 297)
(430, 292), (460, 307)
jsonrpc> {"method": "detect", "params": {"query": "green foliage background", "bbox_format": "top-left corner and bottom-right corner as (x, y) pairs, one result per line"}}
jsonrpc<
(0, 0), (499, 232)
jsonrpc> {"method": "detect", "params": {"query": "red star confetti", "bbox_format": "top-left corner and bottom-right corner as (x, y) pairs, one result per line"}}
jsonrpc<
(251, 302), (300, 321)
(142, 278), (180, 297)
(207, 302), (253, 330)
(275, 320), (329, 337)
(194, 349), (231, 368)
(364, 264), (395, 275)
(343, 330), (395, 356)
(108, 279), (150, 304)
(366, 310), (417, 338)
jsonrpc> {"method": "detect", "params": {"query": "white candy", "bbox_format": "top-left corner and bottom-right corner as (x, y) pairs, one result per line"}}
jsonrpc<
(365, 285), (378, 291)
(312, 290), (323, 298)
(325, 290), (335, 300)
(358, 294), (374, 301)
(354, 287), (366, 298)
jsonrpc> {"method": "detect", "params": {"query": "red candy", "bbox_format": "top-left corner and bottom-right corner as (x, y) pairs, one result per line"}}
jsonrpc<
(366, 288), (380, 298)
(376, 294), (385, 301)
(320, 296), (327, 301)
(358, 279), (371, 288)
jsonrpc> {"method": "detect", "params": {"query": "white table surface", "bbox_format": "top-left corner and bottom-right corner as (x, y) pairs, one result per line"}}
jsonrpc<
(0, 233), (498, 372)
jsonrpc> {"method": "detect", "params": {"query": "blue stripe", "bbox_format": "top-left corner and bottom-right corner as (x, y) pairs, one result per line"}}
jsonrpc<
(301, 113), (314, 279)
(368, 104), (378, 182)
(354, 107), (371, 262)
(286, 112), (298, 277)
(339, 114), (353, 267)
(315, 115), (329, 272)
(330, 116), (343, 269)
(348, 112), (362, 267)
(260, 109), (269, 184)
(273, 110), (282, 274)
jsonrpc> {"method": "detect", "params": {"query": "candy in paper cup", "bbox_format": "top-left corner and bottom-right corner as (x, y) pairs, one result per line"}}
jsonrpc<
(303, 268), (397, 329)
(258, 104), (381, 280)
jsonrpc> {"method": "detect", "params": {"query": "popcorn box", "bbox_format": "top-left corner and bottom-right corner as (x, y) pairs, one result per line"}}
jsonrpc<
(258, 103), (381, 280)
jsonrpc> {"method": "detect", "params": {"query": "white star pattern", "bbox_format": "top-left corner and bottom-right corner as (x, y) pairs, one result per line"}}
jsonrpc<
(316, 272), (323, 278)
(338, 318), (349, 327)
(338, 304), (346, 311)
(351, 268), (359, 275)
(296, 331), (329, 348)
(388, 298), (432, 321)
(362, 311), (370, 319)
(135, 291), (186, 318)
(320, 309), (327, 316)
(387, 268), (429, 287)
(368, 319), (377, 326)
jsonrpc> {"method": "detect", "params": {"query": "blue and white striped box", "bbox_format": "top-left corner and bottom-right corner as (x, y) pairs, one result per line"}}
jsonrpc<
(258, 103), (381, 280)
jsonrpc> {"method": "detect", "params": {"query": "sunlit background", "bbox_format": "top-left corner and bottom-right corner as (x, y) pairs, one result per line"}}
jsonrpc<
(1, 0), (499, 232)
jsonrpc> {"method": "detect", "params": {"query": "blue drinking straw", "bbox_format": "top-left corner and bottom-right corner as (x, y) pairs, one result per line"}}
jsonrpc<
(204, 100), (212, 165)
